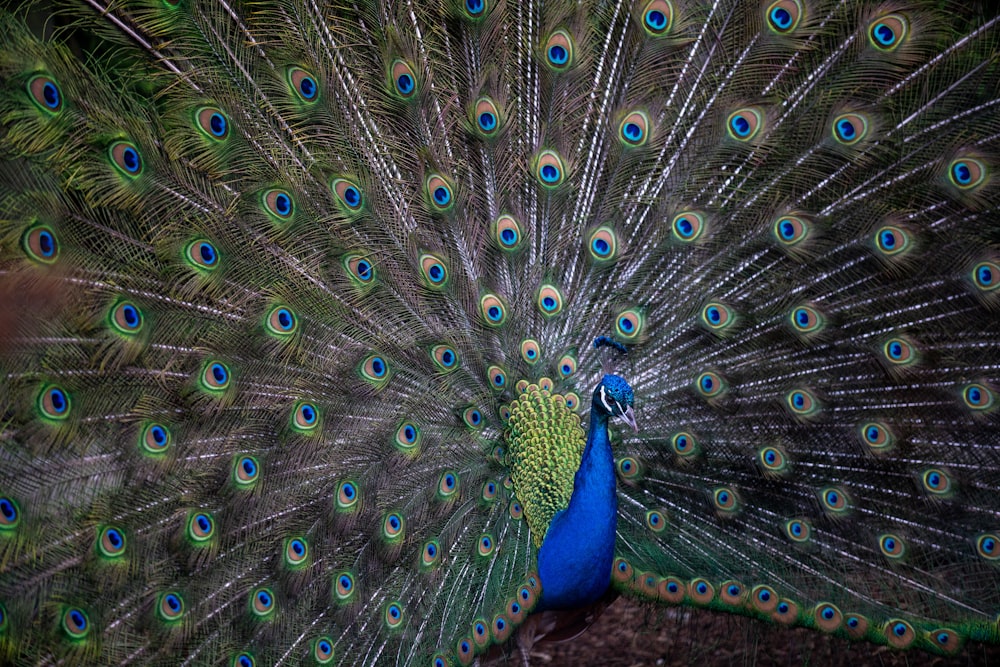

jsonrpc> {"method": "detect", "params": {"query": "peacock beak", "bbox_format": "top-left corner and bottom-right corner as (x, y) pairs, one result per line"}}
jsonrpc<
(620, 405), (637, 432)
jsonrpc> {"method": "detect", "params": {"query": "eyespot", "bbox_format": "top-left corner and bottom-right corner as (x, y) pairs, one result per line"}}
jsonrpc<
(766, 0), (802, 33)
(536, 284), (564, 317)
(859, 421), (894, 451)
(921, 468), (952, 496)
(382, 512), (404, 542)
(949, 157), (986, 191)
(975, 533), (999, 560)
(785, 519), (811, 543)
(619, 110), (650, 146)
(535, 149), (566, 187)
(97, 525), (126, 558)
(844, 614), (869, 639)
(879, 533), (905, 559)
(464, 0), (487, 19)
(885, 619), (915, 649)
(963, 383), (994, 410)
(471, 618), (490, 649)
(929, 629), (962, 655)
(645, 510), (666, 533)
(1, 497), (22, 530)
(972, 261), (999, 292)
(419, 253), (449, 288)
(474, 97), (501, 136)
(360, 354), (390, 386)
(882, 337), (915, 365)
(521, 339), (540, 364)
(394, 422), (421, 453)
(671, 432), (699, 458)
(288, 67), (319, 102)
(477, 534), (494, 557)
(61, 607), (90, 639)
(437, 470), (459, 499)
(109, 141), (143, 177)
(140, 422), (171, 455)
(869, 14), (907, 51)
(459, 406), (482, 430)
(564, 392), (579, 410)
(250, 587), (275, 618)
(772, 599), (799, 625)
(813, 603), (842, 633)
(557, 354), (577, 378)
(480, 294), (507, 326)
(284, 537), (308, 566)
(720, 581), (745, 606)
(158, 592), (185, 622)
(313, 636), (335, 664)
(233, 456), (259, 487)
(616, 456), (642, 481)
(486, 365), (507, 391)
(696, 371), (726, 398)
(27, 75), (62, 113)
(491, 612), (512, 643)
(233, 652), (256, 667)
(773, 215), (809, 246)
(37, 384), (71, 421)
(421, 539), (441, 568)
(331, 177), (364, 212)
(612, 558), (635, 584)
(508, 499), (523, 520)
(538, 377), (554, 392)
(726, 108), (763, 141)
(873, 225), (911, 257)
(672, 210), (705, 242)
(292, 401), (319, 432)
(588, 226), (617, 261)
(456, 637), (474, 664)
(334, 572), (355, 600)
(187, 512), (215, 542)
(615, 309), (643, 339)
(786, 388), (818, 416)
(109, 300), (144, 336)
(265, 305), (298, 337)
(688, 578), (715, 605)
(639, 0), (673, 35)
(658, 576), (685, 604)
(336, 481), (359, 510)
(430, 345), (459, 373)
(425, 174), (454, 211)
(789, 305), (823, 334)
(701, 302), (733, 331)
(494, 214), (522, 250)
(340, 254), (376, 287)
(262, 189), (295, 221)
(752, 586), (778, 613)
(481, 480), (498, 502)
(507, 597), (526, 623)
(757, 446), (789, 475)
(385, 602), (403, 630)
(196, 107), (229, 140)
(22, 224), (59, 263)
(712, 487), (739, 513)
(543, 30), (575, 70)
(201, 361), (230, 391)
(390, 59), (418, 98)
(819, 486), (849, 514)
(185, 239), (219, 271)
(832, 113), (868, 145)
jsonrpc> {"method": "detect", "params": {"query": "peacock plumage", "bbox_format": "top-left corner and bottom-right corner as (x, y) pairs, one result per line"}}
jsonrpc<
(1, 0), (999, 664)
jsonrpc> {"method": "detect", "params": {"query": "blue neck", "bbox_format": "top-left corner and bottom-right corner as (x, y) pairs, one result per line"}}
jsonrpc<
(536, 407), (617, 610)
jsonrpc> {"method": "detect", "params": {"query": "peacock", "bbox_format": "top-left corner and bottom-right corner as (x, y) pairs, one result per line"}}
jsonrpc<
(1, 0), (999, 664)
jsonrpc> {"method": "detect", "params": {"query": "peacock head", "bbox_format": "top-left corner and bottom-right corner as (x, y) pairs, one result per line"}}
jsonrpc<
(593, 374), (637, 432)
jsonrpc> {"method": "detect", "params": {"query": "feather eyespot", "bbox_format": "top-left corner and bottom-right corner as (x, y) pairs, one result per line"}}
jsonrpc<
(382, 512), (404, 542)
(615, 309), (643, 339)
(726, 108), (763, 141)
(766, 0), (802, 33)
(557, 354), (577, 378)
(474, 97), (501, 135)
(712, 487), (740, 513)
(292, 402), (319, 432)
(456, 638), (474, 665)
(696, 371), (726, 398)
(949, 158), (986, 191)
(520, 339), (540, 364)
(588, 226), (617, 261)
(27, 75), (62, 113)
(785, 519), (811, 543)
(141, 423), (171, 454)
(187, 512), (215, 543)
(384, 602), (404, 629)
(472, 618), (490, 648)
(543, 30), (575, 70)
(334, 572), (355, 600)
(109, 141), (143, 177)
(616, 456), (642, 481)
(786, 388), (818, 416)
(772, 599), (799, 625)
(619, 110), (650, 146)
(884, 619), (915, 649)
(975, 533), (999, 560)
(233, 456), (259, 488)
(390, 60), (418, 98)
(751, 586), (778, 612)
(22, 224), (59, 263)
(921, 468), (952, 496)
(464, 0), (487, 18)
(645, 510), (666, 533)
(480, 294), (507, 326)
(492, 613), (512, 643)
(61, 607), (90, 640)
(288, 67), (319, 102)
(721, 582), (745, 606)
(331, 177), (364, 212)
(658, 576), (685, 604)
(671, 432), (699, 458)
(701, 302), (734, 331)
(157, 592), (185, 622)
(284, 537), (308, 567)
(481, 480), (498, 502)
(774, 215), (810, 246)
(564, 392), (579, 410)
(425, 174), (454, 210)
(185, 239), (219, 271)
(431, 344), (459, 372)
(394, 422), (421, 453)
(196, 107), (229, 140)
(819, 487), (849, 514)
(813, 603), (842, 633)
(462, 407), (483, 429)
(535, 150), (566, 187)
(536, 284), (564, 317)
(421, 540), (441, 568)
(109, 300), (144, 336)
(313, 637), (335, 664)
(343, 254), (375, 286)
(0, 498), (20, 530)
(261, 188), (295, 221)
(360, 354), (390, 387)
(874, 225), (911, 256)
(671, 211), (705, 242)
(869, 14), (907, 51)
(494, 214), (522, 250)
(688, 578), (714, 604)
(438, 471), (459, 499)
(845, 614), (869, 639)
(758, 446), (789, 475)
(929, 629), (962, 655)
(487, 365), (507, 390)
(250, 587), (275, 618)
(639, 0), (673, 35)
(37, 384), (70, 421)
(789, 305), (823, 334)
(963, 383), (994, 410)
(882, 337), (915, 365)
(832, 113), (868, 145)
(266, 305), (298, 336)
(859, 422), (893, 451)
(972, 261), (999, 292)
(476, 534), (495, 558)
(233, 653), (255, 667)
(419, 253), (449, 288)
(878, 534), (905, 559)
(509, 499), (523, 519)
(200, 361), (230, 392)
(97, 525), (126, 558)
(611, 558), (634, 584)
